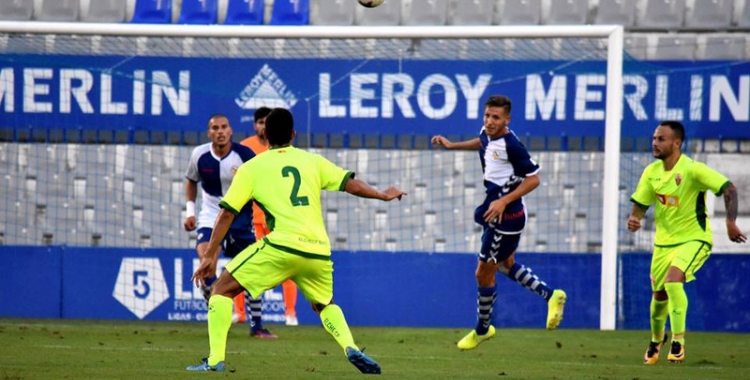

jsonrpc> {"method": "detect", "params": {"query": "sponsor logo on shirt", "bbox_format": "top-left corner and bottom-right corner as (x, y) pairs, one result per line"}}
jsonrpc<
(656, 193), (679, 207)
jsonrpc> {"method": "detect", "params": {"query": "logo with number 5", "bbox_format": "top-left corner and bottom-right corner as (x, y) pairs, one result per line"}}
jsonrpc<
(113, 258), (170, 319)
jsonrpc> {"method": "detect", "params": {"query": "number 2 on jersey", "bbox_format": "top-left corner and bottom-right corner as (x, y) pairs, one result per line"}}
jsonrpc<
(282, 166), (310, 206)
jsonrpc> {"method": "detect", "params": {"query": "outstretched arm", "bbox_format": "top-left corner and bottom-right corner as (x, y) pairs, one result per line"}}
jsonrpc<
(723, 183), (747, 243)
(627, 202), (648, 232)
(431, 135), (481, 150)
(345, 178), (406, 201)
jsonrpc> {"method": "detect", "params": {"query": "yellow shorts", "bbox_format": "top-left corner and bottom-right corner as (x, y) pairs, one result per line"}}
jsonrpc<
(225, 239), (334, 305)
(650, 240), (711, 292)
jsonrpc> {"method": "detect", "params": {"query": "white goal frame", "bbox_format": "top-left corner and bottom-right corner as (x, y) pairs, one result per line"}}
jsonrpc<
(0, 22), (624, 330)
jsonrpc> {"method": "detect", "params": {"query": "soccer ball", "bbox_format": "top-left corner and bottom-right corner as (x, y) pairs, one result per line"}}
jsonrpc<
(358, 0), (385, 8)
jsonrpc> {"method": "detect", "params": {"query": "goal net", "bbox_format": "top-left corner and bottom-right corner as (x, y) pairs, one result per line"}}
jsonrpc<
(0, 23), (626, 327)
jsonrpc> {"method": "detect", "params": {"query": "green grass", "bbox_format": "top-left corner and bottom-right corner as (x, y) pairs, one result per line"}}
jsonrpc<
(0, 319), (747, 379)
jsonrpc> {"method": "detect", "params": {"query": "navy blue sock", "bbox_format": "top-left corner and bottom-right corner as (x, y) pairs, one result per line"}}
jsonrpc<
(200, 275), (218, 302)
(507, 263), (554, 301)
(247, 292), (263, 331)
(474, 286), (496, 335)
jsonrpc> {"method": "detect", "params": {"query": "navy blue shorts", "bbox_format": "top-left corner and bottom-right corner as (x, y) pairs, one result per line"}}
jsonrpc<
(478, 228), (521, 263)
(195, 227), (255, 259)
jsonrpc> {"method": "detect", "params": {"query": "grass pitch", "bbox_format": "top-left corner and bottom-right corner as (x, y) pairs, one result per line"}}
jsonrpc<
(0, 319), (747, 379)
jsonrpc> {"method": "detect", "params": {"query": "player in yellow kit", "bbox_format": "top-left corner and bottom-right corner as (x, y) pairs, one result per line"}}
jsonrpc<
(187, 108), (406, 374)
(628, 121), (746, 365)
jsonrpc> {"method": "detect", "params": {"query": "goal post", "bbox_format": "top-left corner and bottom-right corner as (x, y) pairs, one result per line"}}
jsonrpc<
(0, 21), (624, 330)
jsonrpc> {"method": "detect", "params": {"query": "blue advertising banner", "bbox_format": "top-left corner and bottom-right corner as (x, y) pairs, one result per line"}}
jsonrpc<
(2, 246), (750, 331)
(1, 55), (748, 138)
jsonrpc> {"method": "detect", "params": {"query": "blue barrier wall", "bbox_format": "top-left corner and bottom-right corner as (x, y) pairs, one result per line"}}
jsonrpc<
(1, 246), (748, 332)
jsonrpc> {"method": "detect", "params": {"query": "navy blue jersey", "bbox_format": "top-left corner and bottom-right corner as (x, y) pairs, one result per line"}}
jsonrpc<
(475, 128), (540, 233)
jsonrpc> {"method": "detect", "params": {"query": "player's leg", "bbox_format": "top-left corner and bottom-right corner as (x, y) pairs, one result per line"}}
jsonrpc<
(282, 279), (298, 326)
(497, 248), (566, 329)
(223, 233), (249, 324)
(195, 228), (217, 302)
(225, 233), (276, 338)
(294, 255), (381, 374)
(186, 271), (245, 371)
(644, 246), (671, 365)
(457, 225), (501, 350)
(664, 241), (711, 363)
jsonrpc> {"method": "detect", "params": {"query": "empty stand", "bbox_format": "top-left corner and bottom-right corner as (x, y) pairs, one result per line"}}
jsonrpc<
(685, 0), (732, 29)
(402, 0), (449, 25)
(82, 0), (127, 22)
(494, 0), (541, 25)
(635, 0), (685, 29)
(310, 0), (354, 25)
(131, 0), (173, 24)
(354, 0), (401, 25)
(36, 0), (80, 21)
(594, 0), (637, 27)
(447, 0), (494, 25)
(0, 0), (33, 20)
(542, 0), (588, 25)
(269, 0), (309, 25)
(177, 0), (218, 24)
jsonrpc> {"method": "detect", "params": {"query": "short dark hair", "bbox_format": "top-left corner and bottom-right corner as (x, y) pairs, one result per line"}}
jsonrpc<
(265, 108), (294, 146)
(254, 107), (272, 123)
(659, 120), (685, 141)
(206, 113), (228, 127)
(485, 95), (511, 115)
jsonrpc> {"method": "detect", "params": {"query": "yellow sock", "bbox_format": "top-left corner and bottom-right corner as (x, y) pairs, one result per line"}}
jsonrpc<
(319, 304), (358, 353)
(650, 298), (668, 342)
(207, 295), (234, 366)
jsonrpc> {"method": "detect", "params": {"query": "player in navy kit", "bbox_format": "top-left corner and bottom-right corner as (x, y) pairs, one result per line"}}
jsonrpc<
(183, 113), (276, 339)
(431, 95), (567, 350)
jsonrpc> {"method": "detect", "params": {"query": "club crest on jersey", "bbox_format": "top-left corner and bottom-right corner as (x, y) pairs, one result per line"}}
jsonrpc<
(492, 151), (500, 160)
(675, 173), (682, 186)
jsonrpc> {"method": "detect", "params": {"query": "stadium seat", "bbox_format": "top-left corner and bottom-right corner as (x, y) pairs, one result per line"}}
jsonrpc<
(635, 0), (686, 29)
(542, 0), (587, 25)
(269, 0), (309, 25)
(402, 0), (449, 25)
(685, 0), (732, 29)
(648, 33), (697, 60)
(697, 34), (745, 60)
(223, 0), (264, 25)
(737, 0), (750, 27)
(82, 0), (126, 22)
(131, 0), (173, 24)
(494, 0), (541, 25)
(594, 0), (637, 27)
(310, 0), (354, 25)
(36, 0), (80, 21)
(447, 0), (494, 25)
(177, 0), (218, 24)
(0, 0), (33, 20)
(624, 33), (648, 59)
(354, 0), (401, 25)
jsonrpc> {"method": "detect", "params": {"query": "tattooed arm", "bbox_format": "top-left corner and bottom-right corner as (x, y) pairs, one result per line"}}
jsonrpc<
(723, 183), (747, 243)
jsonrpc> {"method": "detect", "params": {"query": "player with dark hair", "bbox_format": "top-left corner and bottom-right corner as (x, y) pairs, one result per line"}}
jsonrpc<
(183, 113), (275, 339)
(630, 120), (745, 365)
(187, 108), (406, 373)
(431, 95), (567, 350)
